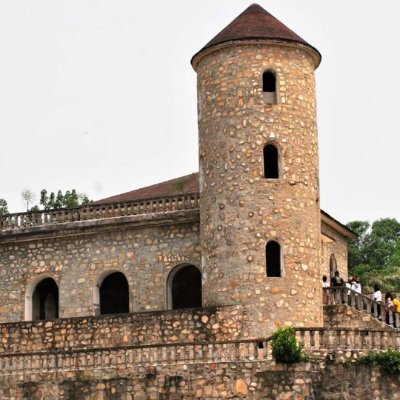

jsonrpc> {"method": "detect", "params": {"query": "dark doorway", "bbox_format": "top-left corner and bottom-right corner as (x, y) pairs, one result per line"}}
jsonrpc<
(100, 272), (129, 315)
(32, 278), (59, 320)
(266, 241), (282, 277)
(170, 265), (202, 309)
(263, 144), (279, 178)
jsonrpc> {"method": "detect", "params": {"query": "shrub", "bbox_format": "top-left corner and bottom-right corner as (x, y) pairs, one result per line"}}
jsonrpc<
(357, 350), (400, 374)
(270, 327), (308, 363)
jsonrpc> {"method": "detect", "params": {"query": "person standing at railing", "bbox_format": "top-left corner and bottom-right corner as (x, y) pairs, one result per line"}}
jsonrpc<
(322, 275), (329, 304)
(385, 292), (394, 325)
(351, 276), (362, 309)
(373, 284), (382, 321)
(346, 277), (353, 306)
(331, 271), (345, 304)
(392, 293), (400, 327)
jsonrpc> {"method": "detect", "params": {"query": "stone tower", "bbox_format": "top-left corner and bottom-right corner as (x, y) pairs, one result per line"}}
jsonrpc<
(192, 4), (323, 335)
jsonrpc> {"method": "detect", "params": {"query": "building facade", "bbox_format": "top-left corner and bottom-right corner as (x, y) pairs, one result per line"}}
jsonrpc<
(1, 5), (394, 400)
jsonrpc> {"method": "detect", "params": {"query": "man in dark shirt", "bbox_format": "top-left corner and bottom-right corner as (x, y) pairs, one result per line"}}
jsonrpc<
(331, 270), (344, 286)
(331, 271), (345, 303)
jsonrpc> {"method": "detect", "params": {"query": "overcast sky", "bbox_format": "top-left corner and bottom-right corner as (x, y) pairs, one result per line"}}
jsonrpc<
(0, 0), (399, 224)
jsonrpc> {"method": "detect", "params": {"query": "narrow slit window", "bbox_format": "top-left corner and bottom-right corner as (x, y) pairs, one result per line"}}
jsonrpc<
(263, 71), (277, 104)
(266, 241), (281, 277)
(263, 144), (279, 179)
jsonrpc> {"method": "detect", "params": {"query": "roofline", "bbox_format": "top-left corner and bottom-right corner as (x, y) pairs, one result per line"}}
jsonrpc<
(320, 210), (358, 240)
(191, 37), (322, 70)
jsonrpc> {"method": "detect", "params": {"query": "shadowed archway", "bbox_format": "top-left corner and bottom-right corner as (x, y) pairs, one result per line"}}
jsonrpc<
(31, 277), (59, 320)
(99, 272), (130, 315)
(168, 264), (202, 310)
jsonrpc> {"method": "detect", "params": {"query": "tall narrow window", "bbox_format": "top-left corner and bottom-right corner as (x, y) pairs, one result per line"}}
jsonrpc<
(32, 278), (59, 320)
(329, 254), (337, 278)
(266, 241), (281, 277)
(263, 71), (277, 104)
(263, 144), (279, 179)
(100, 272), (129, 315)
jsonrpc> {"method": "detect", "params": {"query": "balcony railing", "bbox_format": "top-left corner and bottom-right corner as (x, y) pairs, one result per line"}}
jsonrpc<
(1, 328), (400, 376)
(0, 193), (200, 232)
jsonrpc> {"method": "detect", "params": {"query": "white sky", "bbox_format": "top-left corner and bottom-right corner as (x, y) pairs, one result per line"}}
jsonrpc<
(0, 0), (399, 223)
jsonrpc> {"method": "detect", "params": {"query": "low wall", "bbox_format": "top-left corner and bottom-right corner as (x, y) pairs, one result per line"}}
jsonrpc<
(1, 360), (400, 399)
(0, 306), (248, 353)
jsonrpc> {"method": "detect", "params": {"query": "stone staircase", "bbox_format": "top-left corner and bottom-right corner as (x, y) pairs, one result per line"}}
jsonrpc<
(323, 287), (399, 329)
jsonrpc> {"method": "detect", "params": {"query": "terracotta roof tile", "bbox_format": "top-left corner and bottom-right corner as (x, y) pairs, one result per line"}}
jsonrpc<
(192, 4), (320, 66)
(93, 173), (199, 204)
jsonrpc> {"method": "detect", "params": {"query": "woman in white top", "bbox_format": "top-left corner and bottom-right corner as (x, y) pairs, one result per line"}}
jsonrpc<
(373, 284), (382, 320)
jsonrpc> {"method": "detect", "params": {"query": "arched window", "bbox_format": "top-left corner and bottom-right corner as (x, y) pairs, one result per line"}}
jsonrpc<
(99, 272), (129, 315)
(31, 278), (59, 320)
(263, 70), (277, 104)
(266, 241), (282, 277)
(329, 254), (337, 278)
(168, 264), (202, 310)
(263, 144), (279, 179)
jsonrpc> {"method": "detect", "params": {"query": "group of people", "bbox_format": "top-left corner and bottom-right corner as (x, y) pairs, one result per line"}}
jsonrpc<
(322, 271), (400, 325)
(322, 271), (361, 294)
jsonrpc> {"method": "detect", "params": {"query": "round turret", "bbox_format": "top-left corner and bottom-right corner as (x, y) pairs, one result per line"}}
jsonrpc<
(192, 4), (323, 336)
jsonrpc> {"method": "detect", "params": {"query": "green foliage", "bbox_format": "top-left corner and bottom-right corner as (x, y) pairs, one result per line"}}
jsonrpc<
(39, 189), (90, 210)
(270, 327), (308, 363)
(0, 199), (8, 216)
(347, 218), (400, 293)
(357, 350), (400, 374)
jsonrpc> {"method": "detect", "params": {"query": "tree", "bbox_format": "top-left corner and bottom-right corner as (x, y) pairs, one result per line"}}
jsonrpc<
(347, 218), (400, 293)
(347, 221), (370, 268)
(366, 219), (400, 268)
(0, 199), (8, 216)
(21, 189), (35, 211)
(39, 189), (91, 210)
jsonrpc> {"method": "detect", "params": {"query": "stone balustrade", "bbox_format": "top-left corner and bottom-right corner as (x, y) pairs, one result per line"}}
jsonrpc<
(1, 327), (400, 377)
(0, 339), (270, 376)
(324, 287), (400, 328)
(296, 327), (400, 351)
(0, 193), (200, 231)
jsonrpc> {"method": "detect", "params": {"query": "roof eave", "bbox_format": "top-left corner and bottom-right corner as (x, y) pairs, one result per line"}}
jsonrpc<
(191, 37), (321, 71)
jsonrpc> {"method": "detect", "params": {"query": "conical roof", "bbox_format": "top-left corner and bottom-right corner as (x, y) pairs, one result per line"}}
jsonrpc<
(192, 4), (320, 67)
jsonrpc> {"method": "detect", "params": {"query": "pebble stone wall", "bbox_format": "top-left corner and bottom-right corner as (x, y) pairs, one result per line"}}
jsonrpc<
(0, 306), (247, 353)
(193, 41), (323, 336)
(0, 220), (200, 322)
(0, 360), (399, 399)
(321, 223), (349, 281)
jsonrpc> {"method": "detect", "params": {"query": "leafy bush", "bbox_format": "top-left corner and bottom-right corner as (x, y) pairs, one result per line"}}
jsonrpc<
(270, 327), (308, 363)
(357, 350), (400, 374)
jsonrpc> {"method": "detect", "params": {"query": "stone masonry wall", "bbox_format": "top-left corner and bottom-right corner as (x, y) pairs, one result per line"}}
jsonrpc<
(321, 222), (349, 281)
(1, 359), (399, 399)
(0, 220), (200, 322)
(0, 305), (248, 353)
(194, 41), (322, 337)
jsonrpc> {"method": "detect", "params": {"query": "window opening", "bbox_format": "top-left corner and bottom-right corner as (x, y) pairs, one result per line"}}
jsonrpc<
(263, 71), (277, 104)
(170, 265), (202, 309)
(266, 241), (281, 277)
(32, 278), (59, 320)
(100, 272), (129, 315)
(263, 144), (279, 179)
(329, 254), (337, 278)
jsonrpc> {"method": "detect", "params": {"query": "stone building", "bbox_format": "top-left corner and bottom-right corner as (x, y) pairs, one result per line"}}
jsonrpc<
(0, 4), (398, 400)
